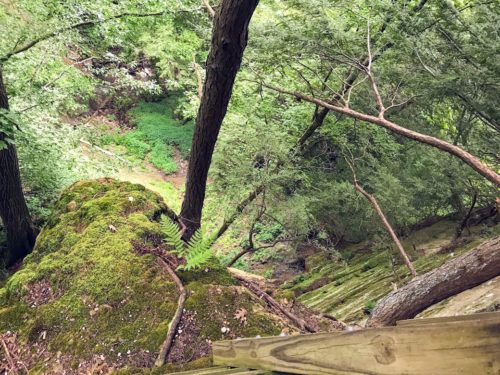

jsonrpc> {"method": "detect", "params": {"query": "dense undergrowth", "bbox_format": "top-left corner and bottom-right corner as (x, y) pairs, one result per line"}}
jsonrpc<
(101, 95), (194, 174)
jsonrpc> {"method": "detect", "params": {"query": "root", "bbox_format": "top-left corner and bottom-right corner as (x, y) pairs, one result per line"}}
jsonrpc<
(228, 269), (317, 333)
(154, 258), (187, 367)
(1, 337), (18, 375)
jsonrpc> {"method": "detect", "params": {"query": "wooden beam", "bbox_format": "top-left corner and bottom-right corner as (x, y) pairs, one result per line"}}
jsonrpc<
(397, 311), (500, 327)
(213, 315), (500, 375)
(173, 367), (274, 375)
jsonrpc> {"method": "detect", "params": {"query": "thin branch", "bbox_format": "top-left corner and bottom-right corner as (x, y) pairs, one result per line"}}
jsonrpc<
(155, 257), (187, 367)
(0, 11), (170, 63)
(344, 155), (417, 277)
(0, 337), (17, 375)
(202, 0), (216, 18)
(229, 269), (317, 333)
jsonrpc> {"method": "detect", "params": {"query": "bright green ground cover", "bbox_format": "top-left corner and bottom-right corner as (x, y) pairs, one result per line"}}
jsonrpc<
(101, 95), (194, 174)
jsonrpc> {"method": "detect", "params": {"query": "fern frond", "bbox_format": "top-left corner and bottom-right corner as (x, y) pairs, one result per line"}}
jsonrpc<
(160, 215), (185, 256)
(179, 228), (213, 271)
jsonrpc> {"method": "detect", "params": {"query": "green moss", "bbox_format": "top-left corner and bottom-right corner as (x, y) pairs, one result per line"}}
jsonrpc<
(184, 282), (283, 340)
(179, 257), (236, 286)
(0, 179), (288, 371)
(297, 220), (499, 323)
(305, 252), (330, 272)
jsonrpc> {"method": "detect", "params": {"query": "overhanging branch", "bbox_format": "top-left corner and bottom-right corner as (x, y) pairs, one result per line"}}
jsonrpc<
(0, 11), (168, 63)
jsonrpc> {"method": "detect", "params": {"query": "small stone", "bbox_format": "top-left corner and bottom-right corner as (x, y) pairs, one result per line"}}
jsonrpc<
(128, 196), (134, 202)
(66, 201), (77, 211)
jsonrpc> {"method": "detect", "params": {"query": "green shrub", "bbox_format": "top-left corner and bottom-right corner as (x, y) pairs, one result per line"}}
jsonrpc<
(149, 141), (177, 174)
(100, 96), (194, 174)
(254, 222), (283, 243)
(129, 98), (194, 159)
(340, 251), (354, 263)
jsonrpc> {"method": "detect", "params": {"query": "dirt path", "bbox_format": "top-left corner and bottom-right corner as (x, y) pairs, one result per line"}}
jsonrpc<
(80, 139), (187, 210)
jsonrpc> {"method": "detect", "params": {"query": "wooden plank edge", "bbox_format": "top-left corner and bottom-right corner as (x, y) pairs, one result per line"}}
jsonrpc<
(396, 311), (500, 326)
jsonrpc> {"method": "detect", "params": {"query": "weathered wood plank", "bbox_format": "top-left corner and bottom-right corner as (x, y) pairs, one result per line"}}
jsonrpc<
(213, 317), (500, 375)
(397, 311), (500, 326)
(171, 366), (230, 375)
(172, 367), (272, 375)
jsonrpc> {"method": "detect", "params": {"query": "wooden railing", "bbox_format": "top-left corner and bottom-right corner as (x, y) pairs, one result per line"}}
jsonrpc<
(210, 312), (500, 375)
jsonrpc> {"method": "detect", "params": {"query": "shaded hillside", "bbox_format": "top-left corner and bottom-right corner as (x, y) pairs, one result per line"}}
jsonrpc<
(280, 220), (500, 324)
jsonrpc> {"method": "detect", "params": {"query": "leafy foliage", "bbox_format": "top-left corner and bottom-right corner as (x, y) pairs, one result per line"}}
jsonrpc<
(160, 215), (214, 271)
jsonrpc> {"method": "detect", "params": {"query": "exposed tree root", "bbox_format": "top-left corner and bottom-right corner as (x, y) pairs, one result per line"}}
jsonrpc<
(155, 257), (187, 367)
(228, 269), (317, 333)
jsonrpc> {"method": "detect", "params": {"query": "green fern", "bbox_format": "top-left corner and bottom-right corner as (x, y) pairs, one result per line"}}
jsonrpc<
(160, 215), (213, 271)
(180, 230), (214, 271)
(160, 215), (186, 256)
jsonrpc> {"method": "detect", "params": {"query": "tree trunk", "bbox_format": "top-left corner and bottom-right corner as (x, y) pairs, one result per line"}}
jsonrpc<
(179, 0), (259, 239)
(366, 236), (500, 327)
(0, 68), (36, 267)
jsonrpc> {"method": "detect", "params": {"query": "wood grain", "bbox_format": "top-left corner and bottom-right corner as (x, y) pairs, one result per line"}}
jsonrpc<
(397, 311), (500, 326)
(213, 313), (500, 375)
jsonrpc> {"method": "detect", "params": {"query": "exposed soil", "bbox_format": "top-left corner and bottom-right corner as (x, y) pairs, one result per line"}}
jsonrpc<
(24, 279), (59, 308)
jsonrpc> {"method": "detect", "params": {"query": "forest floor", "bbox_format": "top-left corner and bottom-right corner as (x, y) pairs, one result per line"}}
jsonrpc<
(73, 94), (500, 327)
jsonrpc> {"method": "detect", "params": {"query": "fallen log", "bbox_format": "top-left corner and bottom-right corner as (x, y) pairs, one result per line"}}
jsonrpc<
(366, 236), (500, 327)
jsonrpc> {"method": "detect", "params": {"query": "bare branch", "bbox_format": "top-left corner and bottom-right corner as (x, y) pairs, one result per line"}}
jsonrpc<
(344, 154), (417, 277)
(202, 0), (216, 17)
(155, 257), (187, 367)
(258, 82), (500, 186)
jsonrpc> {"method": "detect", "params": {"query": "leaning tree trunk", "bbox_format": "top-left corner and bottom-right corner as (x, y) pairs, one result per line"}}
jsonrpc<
(366, 236), (500, 327)
(179, 0), (259, 239)
(0, 67), (36, 267)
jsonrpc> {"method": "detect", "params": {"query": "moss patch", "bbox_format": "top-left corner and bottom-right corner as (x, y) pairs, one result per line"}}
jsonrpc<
(0, 179), (288, 372)
(289, 220), (499, 324)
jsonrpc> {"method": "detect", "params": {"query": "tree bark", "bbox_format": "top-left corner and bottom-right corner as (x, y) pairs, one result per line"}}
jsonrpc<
(0, 68), (36, 267)
(180, 0), (259, 239)
(366, 236), (500, 327)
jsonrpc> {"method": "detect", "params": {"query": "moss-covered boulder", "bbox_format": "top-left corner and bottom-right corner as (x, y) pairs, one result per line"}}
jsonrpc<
(0, 179), (287, 373)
